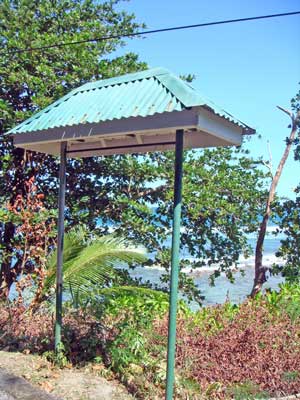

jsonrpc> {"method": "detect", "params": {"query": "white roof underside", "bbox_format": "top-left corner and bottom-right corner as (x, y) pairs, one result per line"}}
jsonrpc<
(13, 107), (245, 158)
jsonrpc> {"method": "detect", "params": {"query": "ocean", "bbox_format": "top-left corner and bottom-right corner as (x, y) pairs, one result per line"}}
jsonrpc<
(8, 226), (286, 308)
(129, 227), (285, 307)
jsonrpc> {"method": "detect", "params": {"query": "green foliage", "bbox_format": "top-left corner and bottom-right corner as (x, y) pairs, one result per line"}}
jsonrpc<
(282, 370), (299, 382)
(192, 302), (239, 335)
(0, 1), (271, 303)
(83, 285), (184, 375)
(262, 283), (300, 321)
(44, 343), (68, 368)
(273, 88), (300, 283)
(101, 283), (300, 397)
(179, 73), (196, 83)
(291, 88), (300, 161)
(0, 0), (147, 298)
(0, 0), (146, 199)
(109, 326), (149, 373)
(43, 228), (147, 301)
(0, 0), (145, 126)
(177, 377), (201, 395)
(226, 381), (269, 400)
(84, 286), (171, 374)
(94, 286), (171, 319)
(187, 283), (300, 339)
(1, 283), (300, 399)
(273, 193), (300, 283)
(105, 147), (268, 301)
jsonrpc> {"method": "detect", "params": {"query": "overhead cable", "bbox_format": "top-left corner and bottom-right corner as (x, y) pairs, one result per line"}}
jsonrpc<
(1, 10), (300, 56)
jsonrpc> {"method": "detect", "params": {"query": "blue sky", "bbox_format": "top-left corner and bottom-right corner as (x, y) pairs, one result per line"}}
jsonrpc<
(115, 0), (300, 198)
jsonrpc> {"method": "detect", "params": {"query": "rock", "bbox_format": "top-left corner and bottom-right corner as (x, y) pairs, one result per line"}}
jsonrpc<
(0, 369), (60, 400)
(0, 390), (15, 400)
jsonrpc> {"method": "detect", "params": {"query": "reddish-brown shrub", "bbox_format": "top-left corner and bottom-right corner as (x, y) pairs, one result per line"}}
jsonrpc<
(0, 305), (109, 365)
(156, 301), (300, 398)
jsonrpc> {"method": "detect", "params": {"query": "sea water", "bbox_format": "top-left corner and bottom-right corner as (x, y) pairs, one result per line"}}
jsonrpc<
(8, 227), (286, 307)
(129, 227), (285, 307)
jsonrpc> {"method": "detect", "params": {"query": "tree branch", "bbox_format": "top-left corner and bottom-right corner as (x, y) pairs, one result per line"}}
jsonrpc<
(277, 105), (294, 119)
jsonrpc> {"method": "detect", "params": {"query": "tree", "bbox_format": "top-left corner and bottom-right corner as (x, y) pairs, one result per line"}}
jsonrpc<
(271, 90), (300, 284)
(0, 1), (271, 303)
(273, 190), (300, 283)
(93, 147), (268, 302)
(251, 91), (300, 297)
(0, 175), (56, 301)
(0, 0), (147, 299)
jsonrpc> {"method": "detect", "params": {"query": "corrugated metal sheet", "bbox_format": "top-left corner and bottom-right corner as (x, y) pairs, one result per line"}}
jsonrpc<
(8, 67), (251, 135)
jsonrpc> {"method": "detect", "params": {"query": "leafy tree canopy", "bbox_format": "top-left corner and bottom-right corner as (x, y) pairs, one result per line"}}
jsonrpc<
(0, 0), (271, 302)
(0, 0), (147, 297)
(0, 0), (147, 197)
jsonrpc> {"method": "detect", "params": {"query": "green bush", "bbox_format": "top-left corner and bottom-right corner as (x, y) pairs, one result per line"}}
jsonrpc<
(262, 283), (300, 321)
(226, 381), (269, 399)
(85, 286), (180, 374)
(191, 301), (239, 335)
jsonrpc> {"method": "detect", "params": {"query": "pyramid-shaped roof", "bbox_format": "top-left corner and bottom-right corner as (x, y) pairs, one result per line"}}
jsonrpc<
(9, 68), (254, 157)
(9, 67), (249, 135)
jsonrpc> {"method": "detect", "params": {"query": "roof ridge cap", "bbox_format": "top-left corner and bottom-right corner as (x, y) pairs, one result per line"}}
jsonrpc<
(72, 67), (170, 94)
(155, 73), (205, 108)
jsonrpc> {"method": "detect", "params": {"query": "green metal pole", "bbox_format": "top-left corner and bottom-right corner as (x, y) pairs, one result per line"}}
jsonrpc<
(166, 129), (184, 399)
(55, 141), (67, 353)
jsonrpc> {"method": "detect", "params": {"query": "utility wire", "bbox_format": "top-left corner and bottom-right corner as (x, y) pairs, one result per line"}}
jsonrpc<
(1, 10), (300, 56)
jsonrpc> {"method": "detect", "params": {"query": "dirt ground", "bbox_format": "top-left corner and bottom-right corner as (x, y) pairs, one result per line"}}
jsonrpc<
(0, 351), (134, 400)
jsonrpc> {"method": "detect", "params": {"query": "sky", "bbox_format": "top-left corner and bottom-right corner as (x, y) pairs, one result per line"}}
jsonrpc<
(114, 0), (300, 198)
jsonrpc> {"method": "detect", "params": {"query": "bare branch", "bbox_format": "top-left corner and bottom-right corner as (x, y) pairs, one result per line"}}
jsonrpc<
(277, 105), (293, 119)
(267, 140), (272, 166)
(262, 160), (273, 177)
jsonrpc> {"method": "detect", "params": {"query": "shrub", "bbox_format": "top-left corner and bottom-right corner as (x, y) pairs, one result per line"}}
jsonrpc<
(0, 284), (300, 399)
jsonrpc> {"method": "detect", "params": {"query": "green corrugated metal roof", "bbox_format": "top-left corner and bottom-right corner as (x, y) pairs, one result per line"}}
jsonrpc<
(8, 67), (250, 135)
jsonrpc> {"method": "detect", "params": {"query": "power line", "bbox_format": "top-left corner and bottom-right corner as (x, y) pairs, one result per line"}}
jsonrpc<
(2, 10), (300, 56)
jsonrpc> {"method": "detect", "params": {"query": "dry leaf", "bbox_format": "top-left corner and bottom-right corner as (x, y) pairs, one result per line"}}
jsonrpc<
(92, 364), (104, 372)
(40, 381), (54, 392)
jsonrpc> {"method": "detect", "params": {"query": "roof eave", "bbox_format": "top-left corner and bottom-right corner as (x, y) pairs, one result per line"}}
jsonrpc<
(11, 107), (246, 157)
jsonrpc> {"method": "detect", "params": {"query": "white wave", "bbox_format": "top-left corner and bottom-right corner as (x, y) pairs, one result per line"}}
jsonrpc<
(246, 226), (286, 240)
(180, 253), (285, 277)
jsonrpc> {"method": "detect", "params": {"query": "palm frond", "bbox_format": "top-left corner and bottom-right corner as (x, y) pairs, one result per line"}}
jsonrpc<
(46, 226), (86, 272)
(43, 230), (147, 297)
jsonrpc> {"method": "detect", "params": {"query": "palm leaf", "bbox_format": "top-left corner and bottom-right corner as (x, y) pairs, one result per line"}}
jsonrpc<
(43, 230), (147, 297)
(46, 226), (86, 272)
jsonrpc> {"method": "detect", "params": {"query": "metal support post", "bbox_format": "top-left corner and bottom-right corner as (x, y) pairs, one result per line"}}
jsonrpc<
(165, 129), (184, 399)
(55, 141), (67, 352)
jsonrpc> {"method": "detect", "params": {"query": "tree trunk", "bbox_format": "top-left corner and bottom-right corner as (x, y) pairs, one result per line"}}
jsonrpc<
(0, 222), (16, 300)
(0, 148), (28, 300)
(251, 108), (300, 297)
